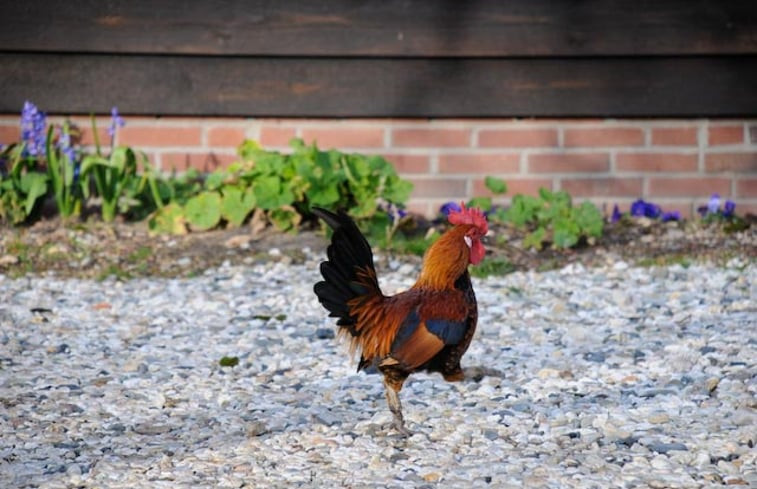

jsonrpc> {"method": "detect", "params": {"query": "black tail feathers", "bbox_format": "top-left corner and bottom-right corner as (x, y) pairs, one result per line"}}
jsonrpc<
(313, 208), (381, 336)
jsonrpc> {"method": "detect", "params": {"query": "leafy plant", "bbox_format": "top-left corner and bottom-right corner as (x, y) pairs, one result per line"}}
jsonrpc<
(441, 180), (604, 251)
(0, 102), (51, 224)
(504, 188), (603, 250)
(149, 138), (413, 234)
(81, 108), (157, 222)
(45, 121), (84, 218)
(0, 148), (48, 224)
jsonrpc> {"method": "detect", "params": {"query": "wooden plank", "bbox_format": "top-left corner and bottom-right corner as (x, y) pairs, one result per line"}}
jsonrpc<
(2, 54), (756, 117)
(0, 0), (755, 57)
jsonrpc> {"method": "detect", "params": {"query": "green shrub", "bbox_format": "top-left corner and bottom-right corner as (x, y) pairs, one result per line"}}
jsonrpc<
(149, 138), (413, 234)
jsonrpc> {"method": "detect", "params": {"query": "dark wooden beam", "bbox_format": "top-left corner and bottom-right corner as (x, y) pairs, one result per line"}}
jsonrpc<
(2, 54), (756, 117)
(1, 0), (755, 57)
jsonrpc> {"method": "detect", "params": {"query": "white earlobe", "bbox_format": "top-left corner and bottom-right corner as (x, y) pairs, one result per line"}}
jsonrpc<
(464, 235), (472, 248)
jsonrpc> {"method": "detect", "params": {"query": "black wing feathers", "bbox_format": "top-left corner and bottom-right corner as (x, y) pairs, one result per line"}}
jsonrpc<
(313, 208), (381, 336)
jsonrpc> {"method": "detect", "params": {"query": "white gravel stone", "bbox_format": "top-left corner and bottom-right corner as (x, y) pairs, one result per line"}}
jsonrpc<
(0, 257), (755, 488)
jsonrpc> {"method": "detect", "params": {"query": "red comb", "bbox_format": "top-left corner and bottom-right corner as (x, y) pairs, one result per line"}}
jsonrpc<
(448, 202), (488, 233)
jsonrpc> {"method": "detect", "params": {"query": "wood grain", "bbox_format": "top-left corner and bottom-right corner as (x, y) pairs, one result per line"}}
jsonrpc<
(2, 54), (755, 116)
(0, 0), (755, 56)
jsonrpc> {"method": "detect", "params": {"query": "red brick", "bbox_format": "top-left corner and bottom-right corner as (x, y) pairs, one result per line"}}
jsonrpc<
(734, 201), (757, 216)
(528, 153), (609, 173)
(407, 178), (467, 198)
(705, 152), (757, 172)
(735, 178), (757, 197)
(648, 177), (731, 197)
(383, 154), (430, 174)
(392, 129), (470, 147)
(708, 125), (744, 145)
(119, 126), (201, 147)
(616, 153), (698, 172)
(301, 127), (384, 148)
(161, 152), (236, 172)
(207, 127), (246, 147)
(260, 126), (296, 147)
(564, 128), (644, 147)
(651, 127), (698, 146)
(0, 125), (19, 144)
(472, 178), (553, 196)
(404, 201), (432, 217)
(561, 178), (643, 197)
(478, 129), (558, 148)
(438, 154), (520, 174)
(79, 127), (110, 146)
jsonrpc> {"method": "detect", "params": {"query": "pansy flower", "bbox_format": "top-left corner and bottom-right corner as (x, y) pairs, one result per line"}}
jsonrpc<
(440, 201), (462, 216)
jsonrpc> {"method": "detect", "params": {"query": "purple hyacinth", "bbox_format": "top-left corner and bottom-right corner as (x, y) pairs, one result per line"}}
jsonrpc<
(440, 201), (462, 216)
(20, 101), (47, 158)
(57, 126), (76, 162)
(108, 106), (125, 139)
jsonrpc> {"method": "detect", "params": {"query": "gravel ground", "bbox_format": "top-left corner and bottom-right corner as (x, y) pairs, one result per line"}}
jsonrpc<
(1, 252), (755, 488)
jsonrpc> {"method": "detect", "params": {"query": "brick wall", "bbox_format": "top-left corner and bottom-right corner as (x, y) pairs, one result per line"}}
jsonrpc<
(1, 116), (756, 217)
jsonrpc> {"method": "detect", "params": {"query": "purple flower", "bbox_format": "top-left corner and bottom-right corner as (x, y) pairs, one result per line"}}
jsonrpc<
(630, 199), (661, 218)
(440, 201), (462, 216)
(630, 199), (646, 217)
(644, 202), (661, 219)
(20, 101), (47, 158)
(611, 204), (622, 223)
(661, 211), (680, 222)
(57, 126), (76, 162)
(707, 193), (721, 214)
(108, 106), (125, 139)
(723, 200), (735, 218)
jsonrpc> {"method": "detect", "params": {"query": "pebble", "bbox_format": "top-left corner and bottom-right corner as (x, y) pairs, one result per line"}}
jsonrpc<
(0, 257), (754, 488)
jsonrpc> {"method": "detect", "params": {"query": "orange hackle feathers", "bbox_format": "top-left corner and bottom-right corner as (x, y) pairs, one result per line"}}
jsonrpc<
(447, 202), (488, 235)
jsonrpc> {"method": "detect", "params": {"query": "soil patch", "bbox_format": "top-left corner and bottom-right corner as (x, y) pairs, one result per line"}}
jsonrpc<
(0, 216), (754, 280)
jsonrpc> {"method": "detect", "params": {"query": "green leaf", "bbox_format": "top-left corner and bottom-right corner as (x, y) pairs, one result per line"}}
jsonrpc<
(269, 206), (301, 231)
(383, 179), (413, 204)
(205, 170), (226, 191)
(19, 172), (48, 216)
(467, 196), (492, 212)
(219, 356), (239, 367)
(221, 186), (256, 227)
(522, 226), (546, 250)
(148, 203), (187, 235)
(306, 184), (340, 207)
(251, 175), (294, 210)
(484, 176), (508, 195)
(505, 194), (542, 228)
(574, 201), (604, 237)
(552, 217), (580, 248)
(184, 191), (222, 231)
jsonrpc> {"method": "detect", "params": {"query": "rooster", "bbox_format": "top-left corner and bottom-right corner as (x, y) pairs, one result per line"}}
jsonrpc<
(313, 204), (487, 436)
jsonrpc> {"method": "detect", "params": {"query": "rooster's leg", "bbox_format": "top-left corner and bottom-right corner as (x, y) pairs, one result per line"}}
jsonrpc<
(382, 373), (410, 437)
